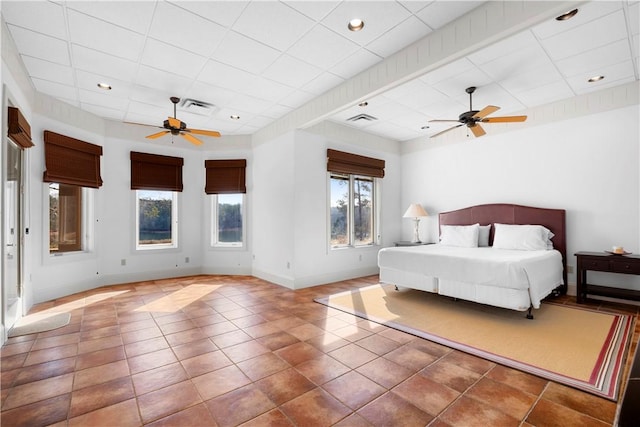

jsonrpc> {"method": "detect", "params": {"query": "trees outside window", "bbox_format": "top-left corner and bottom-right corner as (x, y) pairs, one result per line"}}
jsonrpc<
(136, 190), (178, 249)
(330, 173), (375, 248)
(49, 183), (82, 253)
(212, 194), (244, 247)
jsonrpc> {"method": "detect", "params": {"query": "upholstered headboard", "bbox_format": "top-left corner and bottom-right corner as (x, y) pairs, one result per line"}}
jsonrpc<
(439, 203), (567, 292)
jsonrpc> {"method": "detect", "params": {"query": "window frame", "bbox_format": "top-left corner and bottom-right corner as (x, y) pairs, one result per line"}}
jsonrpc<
(210, 193), (245, 249)
(135, 189), (179, 251)
(328, 172), (379, 250)
(48, 183), (83, 254)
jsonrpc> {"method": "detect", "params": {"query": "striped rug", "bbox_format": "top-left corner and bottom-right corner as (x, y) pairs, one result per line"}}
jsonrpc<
(315, 284), (634, 401)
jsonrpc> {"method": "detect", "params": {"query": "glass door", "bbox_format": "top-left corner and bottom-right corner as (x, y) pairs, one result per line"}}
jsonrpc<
(3, 139), (22, 332)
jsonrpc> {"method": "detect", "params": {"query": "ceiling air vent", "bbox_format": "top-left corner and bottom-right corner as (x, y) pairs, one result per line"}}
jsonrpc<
(180, 98), (217, 116)
(346, 113), (378, 122)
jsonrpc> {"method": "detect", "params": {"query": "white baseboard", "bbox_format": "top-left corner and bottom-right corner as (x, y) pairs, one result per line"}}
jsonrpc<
(292, 267), (380, 289)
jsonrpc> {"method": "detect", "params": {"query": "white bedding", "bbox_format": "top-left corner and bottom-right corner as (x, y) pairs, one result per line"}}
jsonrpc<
(378, 244), (564, 310)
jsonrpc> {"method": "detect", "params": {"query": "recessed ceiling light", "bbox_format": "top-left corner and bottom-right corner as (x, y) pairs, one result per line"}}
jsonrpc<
(97, 82), (112, 90)
(555, 9), (578, 21)
(230, 115), (240, 120)
(348, 18), (364, 32)
(359, 101), (368, 107)
(588, 75), (605, 83)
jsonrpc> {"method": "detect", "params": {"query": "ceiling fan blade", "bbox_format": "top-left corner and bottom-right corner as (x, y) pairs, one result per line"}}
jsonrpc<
(428, 119), (460, 123)
(482, 115), (527, 123)
(180, 132), (203, 146)
(187, 129), (221, 138)
(473, 105), (500, 119)
(125, 121), (162, 129)
(146, 130), (170, 139)
(470, 124), (486, 138)
(167, 117), (182, 129)
(430, 124), (463, 138)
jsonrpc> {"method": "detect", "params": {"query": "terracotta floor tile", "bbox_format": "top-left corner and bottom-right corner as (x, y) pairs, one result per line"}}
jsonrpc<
(31, 332), (80, 351)
(165, 327), (207, 347)
(280, 388), (351, 426)
(75, 345), (125, 370)
(181, 349), (233, 378)
(295, 354), (350, 385)
(145, 402), (218, 427)
(137, 380), (203, 424)
(73, 359), (130, 390)
(68, 398), (141, 427)
(157, 319), (197, 335)
(237, 408), (293, 427)
(526, 398), (611, 427)
(257, 331), (300, 351)
(2, 372), (74, 410)
(486, 364), (548, 396)
(383, 344), (439, 372)
(77, 335), (123, 355)
(356, 356), (414, 389)
(323, 370), (386, 410)
(541, 382), (617, 423)
(420, 358), (482, 392)
(192, 312), (227, 327)
(328, 343), (377, 369)
(440, 395), (521, 426)
(172, 338), (218, 361)
(191, 364), (251, 400)
(355, 334), (400, 356)
(23, 343), (78, 366)
(466, 377), (537, 420)
(243, 322), (283, 339)
(255, 368), (316, 405)
(236, 352), (291, 381)
(127, 347), (177, 374)
(1, 352), (27, 372)
(221, 340), (270, 363)
(305, 332), (351, 353)
(118, 318), (156, 333)
(440, 349), (496, 375)
(406, 337), (452, 358)
(124, 336), (168, 358)
(287, 323), (325, 341)
(377, 327), (416, 344)
(210, 329), (252, 348)
(357, 391), (434, 426)
(0, 393), (70, 427)
(0, 341), (34, 358)
(206, 384), (276, 427)
(275, 341), (324, 366)
(79, 325), (120, 341)
(13, 356), (76, 386)
(120, 325), (163, 344)
(131, 362), (188, 395)
(68, 376), (135, 418)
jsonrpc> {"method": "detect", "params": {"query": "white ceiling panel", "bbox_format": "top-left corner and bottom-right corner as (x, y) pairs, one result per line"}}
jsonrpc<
(7, 25), (70, 66)
(1, 0), (637, 143)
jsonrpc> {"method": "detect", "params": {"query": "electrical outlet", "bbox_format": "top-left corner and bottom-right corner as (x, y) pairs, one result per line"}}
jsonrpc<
(121, 259), (126, 266)
(567, 265), (574, 274)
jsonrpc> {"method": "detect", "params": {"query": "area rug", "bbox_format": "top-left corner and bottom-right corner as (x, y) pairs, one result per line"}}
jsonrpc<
(314, 284), (634, 401)
(8, 312), (71, 337)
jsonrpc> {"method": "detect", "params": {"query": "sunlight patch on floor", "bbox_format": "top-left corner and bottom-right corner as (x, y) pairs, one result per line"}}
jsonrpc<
(135, 284), (220, 313)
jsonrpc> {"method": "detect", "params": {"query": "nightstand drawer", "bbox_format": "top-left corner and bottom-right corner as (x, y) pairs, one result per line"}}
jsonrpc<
(611, 260), (640, 274)
(580, 258), (610, 271)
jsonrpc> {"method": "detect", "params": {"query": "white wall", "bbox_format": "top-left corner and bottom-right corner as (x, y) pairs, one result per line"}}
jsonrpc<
(401, 104), (640, 291)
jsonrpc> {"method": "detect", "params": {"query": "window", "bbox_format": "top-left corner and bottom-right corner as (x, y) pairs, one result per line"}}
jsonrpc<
(49, 183), (82, 253)
(136, 190), (178, 249)
(211, 194), (244, 247)
(330, 173), (376, 248)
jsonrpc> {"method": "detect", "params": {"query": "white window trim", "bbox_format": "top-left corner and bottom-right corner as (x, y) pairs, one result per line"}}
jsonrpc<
(210, 194), (245, 249)
(135, 190), (179, 251)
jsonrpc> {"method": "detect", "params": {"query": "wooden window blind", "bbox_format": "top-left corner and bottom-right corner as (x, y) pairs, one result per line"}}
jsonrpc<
(8, 107), (34, 148)
(130, 151), (184, 192)
(204, 159), (246, 194)
(327, 149), (385, 178)
(43, 131), (103, 188)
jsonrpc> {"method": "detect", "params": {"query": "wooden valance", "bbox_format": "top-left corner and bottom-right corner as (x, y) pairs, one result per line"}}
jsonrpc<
(130, 151), (183, 192)
(204, 159), (246, 194)
(327, 149), (385, 178)
(8, 107), (34, 148)
(43, 131), (103, 188)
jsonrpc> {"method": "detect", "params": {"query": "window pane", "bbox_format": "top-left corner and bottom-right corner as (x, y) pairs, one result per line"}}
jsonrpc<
(217, 194), (242, 244)
(138, 190), (173, 246)
(330, 176), (349, 246)
(353, 177), (373, 246)
(49, 183), (81, 252)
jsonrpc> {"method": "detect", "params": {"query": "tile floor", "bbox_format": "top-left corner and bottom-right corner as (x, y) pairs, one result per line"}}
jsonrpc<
(1, 275), (638, 426)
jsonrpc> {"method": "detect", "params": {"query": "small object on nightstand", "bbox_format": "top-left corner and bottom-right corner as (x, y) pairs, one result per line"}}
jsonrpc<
(394, 241), (432, 247)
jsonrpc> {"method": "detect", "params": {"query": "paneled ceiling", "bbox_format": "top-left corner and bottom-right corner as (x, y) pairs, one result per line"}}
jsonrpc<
(2, 1), (639, 143)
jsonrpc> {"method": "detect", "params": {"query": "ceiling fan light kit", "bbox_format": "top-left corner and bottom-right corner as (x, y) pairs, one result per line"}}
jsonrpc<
(128, 97), (221, 146)
(429, 86), (527, 139)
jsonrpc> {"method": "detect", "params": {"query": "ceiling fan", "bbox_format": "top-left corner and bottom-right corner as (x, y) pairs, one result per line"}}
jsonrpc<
(130, 97), (221, 145)
(429, 86), (527, 138)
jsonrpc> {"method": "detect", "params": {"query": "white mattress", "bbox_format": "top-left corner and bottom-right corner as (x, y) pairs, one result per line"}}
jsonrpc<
(378, 244), (563, 309)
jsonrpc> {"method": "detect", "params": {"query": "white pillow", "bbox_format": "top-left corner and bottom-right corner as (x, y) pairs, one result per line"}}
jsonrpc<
(492, 224), (554, 251)
(440, 224), (480, 248)
(478, 225), (491, 247)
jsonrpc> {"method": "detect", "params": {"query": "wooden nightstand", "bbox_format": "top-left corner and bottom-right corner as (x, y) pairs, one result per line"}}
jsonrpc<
(394, 241), (432, 247)
(575, 251), (640, 303)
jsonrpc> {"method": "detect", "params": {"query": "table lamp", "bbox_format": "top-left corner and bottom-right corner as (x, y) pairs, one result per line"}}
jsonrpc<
(403, 203), (428, 243)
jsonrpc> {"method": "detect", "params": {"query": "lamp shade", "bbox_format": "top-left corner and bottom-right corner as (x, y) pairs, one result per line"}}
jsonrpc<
(403, 203), (428, 218)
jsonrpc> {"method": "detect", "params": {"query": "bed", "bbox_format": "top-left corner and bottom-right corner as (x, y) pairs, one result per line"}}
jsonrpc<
(378, 204), (567, 318)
